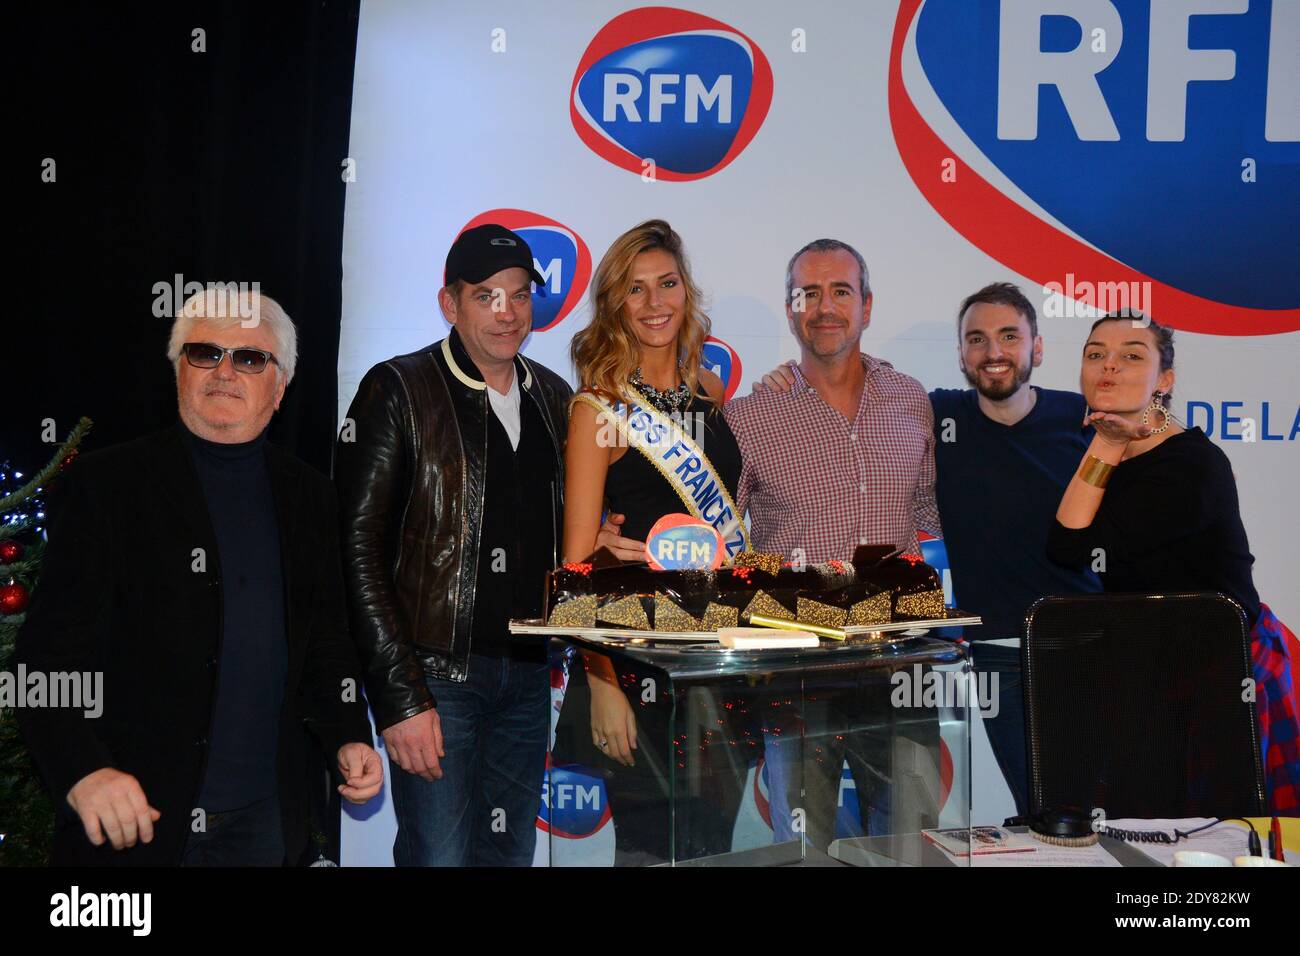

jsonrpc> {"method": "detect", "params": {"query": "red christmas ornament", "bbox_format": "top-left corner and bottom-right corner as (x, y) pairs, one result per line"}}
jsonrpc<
(0, 540), (22, 564)
(0, 582), (30, 615)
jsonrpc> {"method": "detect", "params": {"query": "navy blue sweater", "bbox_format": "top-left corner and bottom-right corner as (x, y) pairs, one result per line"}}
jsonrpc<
(182, 424), (287, 811)
(931, 387), (1102, 640)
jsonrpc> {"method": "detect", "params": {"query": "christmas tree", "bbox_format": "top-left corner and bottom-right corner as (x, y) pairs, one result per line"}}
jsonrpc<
(0, 417), (92, 866)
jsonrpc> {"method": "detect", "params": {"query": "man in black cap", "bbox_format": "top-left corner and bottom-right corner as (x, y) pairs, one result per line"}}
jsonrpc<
(335, 224), (573, 865)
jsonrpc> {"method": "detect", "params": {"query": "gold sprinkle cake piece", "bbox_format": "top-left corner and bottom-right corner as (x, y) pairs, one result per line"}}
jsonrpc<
(797, 596), (848, 629)
(895, 589), (946, 620)
(742, 590), (793, 622)
(654, 593), (702, 631)
(701, 602), (739, 630)
(846, 591), (891, 626)
(547, 594), (598, 628)
(596, 594), (650, 630)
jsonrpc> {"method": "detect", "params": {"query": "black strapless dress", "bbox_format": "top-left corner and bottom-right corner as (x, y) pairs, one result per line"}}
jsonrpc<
(602, 395), (743, 541)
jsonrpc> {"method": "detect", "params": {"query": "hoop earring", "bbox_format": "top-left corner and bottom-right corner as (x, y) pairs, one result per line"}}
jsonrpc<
(1141, 391), (1171, 435)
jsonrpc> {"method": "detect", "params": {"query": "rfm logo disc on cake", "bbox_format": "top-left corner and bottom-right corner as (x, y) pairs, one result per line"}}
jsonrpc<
(646, 513), (724, 570)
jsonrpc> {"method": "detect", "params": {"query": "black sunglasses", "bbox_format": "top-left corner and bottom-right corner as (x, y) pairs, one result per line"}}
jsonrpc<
(182, 342), (280, 374)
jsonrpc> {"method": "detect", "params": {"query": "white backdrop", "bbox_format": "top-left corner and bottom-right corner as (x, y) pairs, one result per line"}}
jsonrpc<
(337, 0), (1299, 864)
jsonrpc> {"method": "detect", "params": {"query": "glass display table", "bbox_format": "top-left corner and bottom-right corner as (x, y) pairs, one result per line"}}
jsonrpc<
(530, 630), (972, 867)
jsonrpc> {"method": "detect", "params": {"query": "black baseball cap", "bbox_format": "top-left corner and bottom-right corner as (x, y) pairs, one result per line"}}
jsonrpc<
(444, 223), (546, 291)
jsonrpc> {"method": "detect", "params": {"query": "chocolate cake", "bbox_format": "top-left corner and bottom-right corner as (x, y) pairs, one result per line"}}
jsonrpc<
(544, 544), (945, 632)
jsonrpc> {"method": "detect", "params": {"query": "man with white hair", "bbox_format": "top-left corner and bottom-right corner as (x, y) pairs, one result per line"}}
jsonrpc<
(17, 288), (383, 866)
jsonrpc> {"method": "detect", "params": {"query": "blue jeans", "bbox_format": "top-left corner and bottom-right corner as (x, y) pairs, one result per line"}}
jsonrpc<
(389, 653), (549, 867)
(970, 642), (1029, 816)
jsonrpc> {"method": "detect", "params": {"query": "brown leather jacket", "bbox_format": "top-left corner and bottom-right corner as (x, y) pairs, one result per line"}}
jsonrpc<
(334, 332), (571, 731)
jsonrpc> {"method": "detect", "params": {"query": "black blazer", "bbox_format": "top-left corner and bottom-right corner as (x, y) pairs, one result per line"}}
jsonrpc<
(15, 424), (372, 866)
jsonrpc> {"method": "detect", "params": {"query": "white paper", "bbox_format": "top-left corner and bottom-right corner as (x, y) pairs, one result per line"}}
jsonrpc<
(972, 839), (1123, 867)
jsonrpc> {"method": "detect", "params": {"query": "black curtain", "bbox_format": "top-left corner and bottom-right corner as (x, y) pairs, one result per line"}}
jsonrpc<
(13, 0), (361, 475)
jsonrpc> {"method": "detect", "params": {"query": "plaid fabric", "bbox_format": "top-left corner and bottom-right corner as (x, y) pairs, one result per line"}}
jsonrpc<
(1252, 603), (1300, 815)
(724, 355), (941, 564)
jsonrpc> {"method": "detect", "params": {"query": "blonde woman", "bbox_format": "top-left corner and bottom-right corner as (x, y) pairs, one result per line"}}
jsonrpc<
(564, 219), (741, 566)
(560, 219), (746, 863)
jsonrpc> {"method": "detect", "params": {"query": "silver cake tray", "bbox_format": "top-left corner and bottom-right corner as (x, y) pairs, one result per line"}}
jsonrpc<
(509, 609), (981, 646)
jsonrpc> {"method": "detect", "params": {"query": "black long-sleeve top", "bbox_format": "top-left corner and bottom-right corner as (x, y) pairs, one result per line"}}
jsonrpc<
(1046, 427), (1261, 627)
(182, 425), (287, 811)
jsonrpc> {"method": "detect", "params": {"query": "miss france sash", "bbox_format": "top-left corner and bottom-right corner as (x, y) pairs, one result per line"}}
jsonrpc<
(574, 391), (750, 559)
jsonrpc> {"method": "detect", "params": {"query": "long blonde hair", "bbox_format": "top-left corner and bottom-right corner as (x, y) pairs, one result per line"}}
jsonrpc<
(570, 219), (713, 406)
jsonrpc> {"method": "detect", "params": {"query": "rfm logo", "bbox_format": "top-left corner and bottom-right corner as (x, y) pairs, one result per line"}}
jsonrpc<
(702, 336), (743, 400)
(571, 7), (773, 180)
(890, 0), (1299, 335)
(537, 762), (612, 839)
(458, 209), (591, 332)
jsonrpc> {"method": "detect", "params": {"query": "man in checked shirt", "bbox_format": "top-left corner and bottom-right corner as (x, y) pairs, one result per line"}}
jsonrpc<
(725, 238), (941, 561)
(725, 238), (943, 849)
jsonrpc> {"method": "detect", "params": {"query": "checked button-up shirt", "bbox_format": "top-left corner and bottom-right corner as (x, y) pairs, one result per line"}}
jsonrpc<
(724, 354), (942, 564)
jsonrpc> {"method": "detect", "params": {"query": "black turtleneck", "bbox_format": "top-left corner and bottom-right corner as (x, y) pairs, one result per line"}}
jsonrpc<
(181, 422), (287, 812)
